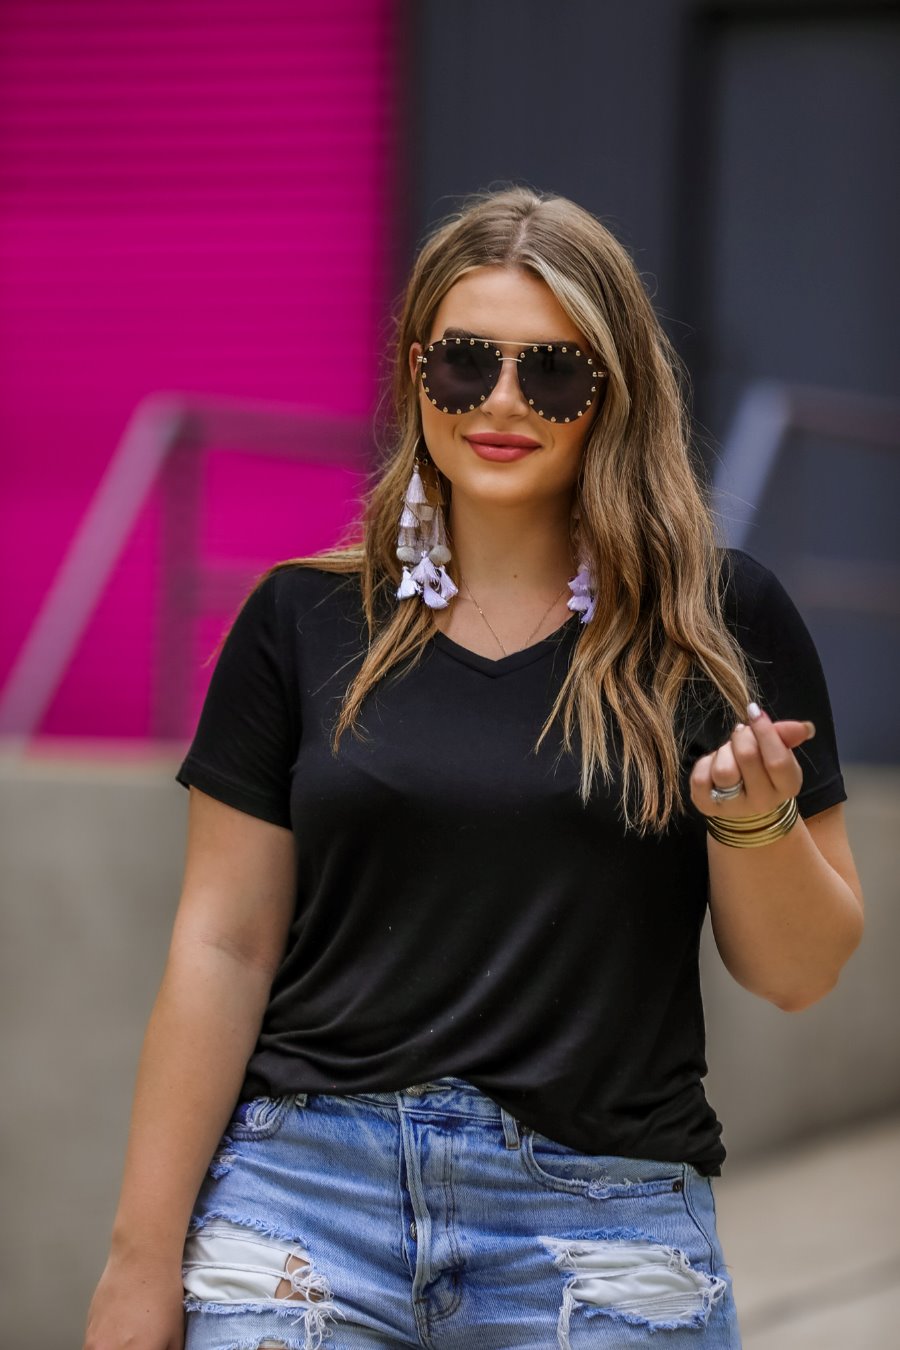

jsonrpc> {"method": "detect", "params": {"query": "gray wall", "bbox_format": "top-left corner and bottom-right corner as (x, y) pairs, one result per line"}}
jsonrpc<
(411, 0), (900, 763)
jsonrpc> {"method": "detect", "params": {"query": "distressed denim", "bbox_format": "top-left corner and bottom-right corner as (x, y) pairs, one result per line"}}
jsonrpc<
(182, 1077), (741, 1349)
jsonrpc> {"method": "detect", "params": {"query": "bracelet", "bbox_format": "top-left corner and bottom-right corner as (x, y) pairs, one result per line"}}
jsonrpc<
(704, 796), (799, 849)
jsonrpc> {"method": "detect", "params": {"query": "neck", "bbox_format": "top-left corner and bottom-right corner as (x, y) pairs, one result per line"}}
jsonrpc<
(446, 490), (577, 602)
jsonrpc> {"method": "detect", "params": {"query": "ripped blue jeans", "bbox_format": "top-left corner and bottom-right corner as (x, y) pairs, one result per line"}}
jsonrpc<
(182, 1077), (741, 1348)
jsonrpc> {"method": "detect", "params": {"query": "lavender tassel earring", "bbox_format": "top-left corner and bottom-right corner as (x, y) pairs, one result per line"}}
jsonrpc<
(396, 447), (458, 609)
(567, 558), (597, 624)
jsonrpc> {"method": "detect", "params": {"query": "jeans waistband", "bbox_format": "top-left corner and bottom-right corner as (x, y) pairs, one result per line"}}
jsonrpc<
(318, 1076), (523, 1147)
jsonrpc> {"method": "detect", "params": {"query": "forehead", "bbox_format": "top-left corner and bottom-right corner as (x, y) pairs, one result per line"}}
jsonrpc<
(428, 265), (582, 344)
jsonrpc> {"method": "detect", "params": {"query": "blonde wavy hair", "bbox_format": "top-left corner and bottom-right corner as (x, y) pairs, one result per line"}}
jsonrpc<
(214, 187), (759, 835)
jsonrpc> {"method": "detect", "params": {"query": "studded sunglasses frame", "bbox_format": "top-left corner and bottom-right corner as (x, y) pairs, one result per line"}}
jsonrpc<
(415, 334), (607, 424)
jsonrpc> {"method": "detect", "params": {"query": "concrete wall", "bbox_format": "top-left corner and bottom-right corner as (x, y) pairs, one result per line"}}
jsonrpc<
(1, 752), (187, 1346)
(700, 765), (900, 1157)
(1, 753), (895, 1346)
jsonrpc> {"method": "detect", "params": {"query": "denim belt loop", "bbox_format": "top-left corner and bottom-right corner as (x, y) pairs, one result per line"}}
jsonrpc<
(500, 1108), (521, 1150)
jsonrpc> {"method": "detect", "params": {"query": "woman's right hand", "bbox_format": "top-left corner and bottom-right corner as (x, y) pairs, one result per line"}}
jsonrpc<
(83, 1254), (186, 1350)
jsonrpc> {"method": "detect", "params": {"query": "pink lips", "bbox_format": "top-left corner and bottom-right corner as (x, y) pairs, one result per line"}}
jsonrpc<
(465, 433), (541, 462)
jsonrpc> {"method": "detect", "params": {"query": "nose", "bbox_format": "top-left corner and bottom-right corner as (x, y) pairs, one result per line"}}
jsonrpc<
(481, 356), (529, 418)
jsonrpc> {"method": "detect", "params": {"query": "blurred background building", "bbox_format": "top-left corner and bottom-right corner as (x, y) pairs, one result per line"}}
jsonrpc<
(1, 1), (898, 1345)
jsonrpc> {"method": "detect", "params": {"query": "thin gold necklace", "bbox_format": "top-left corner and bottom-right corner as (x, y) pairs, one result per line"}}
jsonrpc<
(460, 576), (572, 658)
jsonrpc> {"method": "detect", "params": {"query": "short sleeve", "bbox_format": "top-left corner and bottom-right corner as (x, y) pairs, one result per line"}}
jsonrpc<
(174, 571), (299, 828)
(723, 550), (848, 820)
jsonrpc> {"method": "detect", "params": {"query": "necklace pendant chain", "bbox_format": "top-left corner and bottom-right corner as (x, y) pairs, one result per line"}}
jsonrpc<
(460, 576), (572, 657)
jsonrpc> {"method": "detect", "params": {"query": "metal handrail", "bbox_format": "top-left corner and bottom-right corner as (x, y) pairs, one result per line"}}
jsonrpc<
(4, 379), (897, 752)
(0, 393), (371, 751)
(711, 379), (900, 551)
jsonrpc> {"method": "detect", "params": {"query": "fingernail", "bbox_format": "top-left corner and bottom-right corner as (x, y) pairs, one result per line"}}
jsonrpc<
(735, 722), (746, 731)
(805, 721), (816, 739)
(747, 702), (762, 721)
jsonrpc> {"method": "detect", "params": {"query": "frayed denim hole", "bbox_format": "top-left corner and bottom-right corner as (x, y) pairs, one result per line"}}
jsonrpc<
(182, 1218), (344, 1347)
(540, 1235), (728, 1349)
(229, 1094), (294, 1141)
(209, 1149), (237, 1179)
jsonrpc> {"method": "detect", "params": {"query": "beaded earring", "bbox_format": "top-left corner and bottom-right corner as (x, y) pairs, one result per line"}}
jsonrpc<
(566, 560), (597, 623)
(565, 502), (597, 623)
(395, 445), (459, 609)
(395, 449), (597, 621)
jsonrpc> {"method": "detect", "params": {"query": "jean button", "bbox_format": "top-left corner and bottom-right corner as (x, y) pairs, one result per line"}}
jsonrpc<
(405, 1083), (427, 1096)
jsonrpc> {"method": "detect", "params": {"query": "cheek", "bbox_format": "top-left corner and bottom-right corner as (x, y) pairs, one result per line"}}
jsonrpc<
(418, 402), (471, 475)
(419, 395), (454, 444)
(549, 425), (590, 470)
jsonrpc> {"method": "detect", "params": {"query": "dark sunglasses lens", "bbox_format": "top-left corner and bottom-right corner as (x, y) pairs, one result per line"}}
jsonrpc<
(421, 341), (499, 413)
(518, 346), (600, 422)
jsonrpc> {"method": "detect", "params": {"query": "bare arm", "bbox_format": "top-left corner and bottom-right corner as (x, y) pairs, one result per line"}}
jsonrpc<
(692, 706), (864, 1012)
(707, 800), (863, 1010)
(84, 787), (296, 1348)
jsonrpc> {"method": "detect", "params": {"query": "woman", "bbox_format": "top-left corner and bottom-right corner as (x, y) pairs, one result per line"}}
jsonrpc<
(84, 188), (864, 1350)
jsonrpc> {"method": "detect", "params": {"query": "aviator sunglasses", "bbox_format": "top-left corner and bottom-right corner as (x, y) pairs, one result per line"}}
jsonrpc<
(416, 331), (608, 424)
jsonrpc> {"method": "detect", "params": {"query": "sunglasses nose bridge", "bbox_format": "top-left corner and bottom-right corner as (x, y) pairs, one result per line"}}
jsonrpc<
(482, 351), (529, 412)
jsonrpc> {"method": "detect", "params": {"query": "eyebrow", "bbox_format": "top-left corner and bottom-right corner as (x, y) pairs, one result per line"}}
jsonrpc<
(440, 326), (579, 347)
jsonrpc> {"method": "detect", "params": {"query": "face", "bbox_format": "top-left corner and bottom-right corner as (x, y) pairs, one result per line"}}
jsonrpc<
(409, 265), (597, 513)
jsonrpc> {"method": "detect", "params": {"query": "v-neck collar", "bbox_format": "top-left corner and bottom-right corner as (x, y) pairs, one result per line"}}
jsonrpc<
(430, 612), (580, 677)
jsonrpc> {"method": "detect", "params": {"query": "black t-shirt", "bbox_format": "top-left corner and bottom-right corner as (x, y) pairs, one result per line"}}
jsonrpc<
(174, 548), (847, 1175)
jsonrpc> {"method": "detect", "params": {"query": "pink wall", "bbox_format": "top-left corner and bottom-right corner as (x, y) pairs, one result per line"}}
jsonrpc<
(0, 0), (400, 741)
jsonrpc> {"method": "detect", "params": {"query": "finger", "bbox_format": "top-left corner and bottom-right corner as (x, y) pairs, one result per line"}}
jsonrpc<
(710, 740), (741, 788)
(745, 703), (804, 796)
(689, 750), (716, 804)
(705, 731), (772, 815)
(769, 717), (816, 749)
(730, 721), (778, 799)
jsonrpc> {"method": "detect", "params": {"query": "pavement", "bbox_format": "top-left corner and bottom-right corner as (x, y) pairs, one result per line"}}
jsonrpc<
(714, 1110), (900, 1348)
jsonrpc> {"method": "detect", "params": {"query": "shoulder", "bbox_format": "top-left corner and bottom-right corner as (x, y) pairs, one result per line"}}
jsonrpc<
(251, 562), (365, 625)
(715, 547), (795, 639)
(715, 548), (832, 692)
(716, 547), (772, 610)
(216, 564), (365, 666)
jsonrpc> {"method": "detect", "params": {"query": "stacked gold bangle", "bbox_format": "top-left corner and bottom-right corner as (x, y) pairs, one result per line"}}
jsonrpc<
(705, 797), (799, 849)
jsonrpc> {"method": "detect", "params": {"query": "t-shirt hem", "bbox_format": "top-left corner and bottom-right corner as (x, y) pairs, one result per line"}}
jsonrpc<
(175, 758), (292, 829)
(239, 1059), (727, 1175)
(796, 773), (847, 819)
